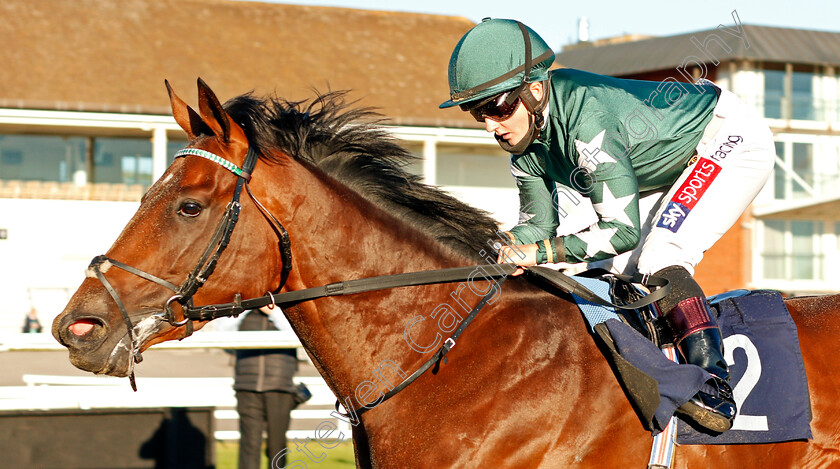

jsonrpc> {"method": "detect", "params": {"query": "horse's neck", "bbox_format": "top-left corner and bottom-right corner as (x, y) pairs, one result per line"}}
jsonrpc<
(262, 161), (476, 397)
(283, 174), (462, 282)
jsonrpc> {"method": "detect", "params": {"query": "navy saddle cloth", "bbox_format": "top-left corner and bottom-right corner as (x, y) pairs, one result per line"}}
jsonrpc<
(571, 279), (812, 445)
(676, 289), (812, 444)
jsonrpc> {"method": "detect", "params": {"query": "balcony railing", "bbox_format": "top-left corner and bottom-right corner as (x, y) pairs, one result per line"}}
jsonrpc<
(0, 180), (145, 201)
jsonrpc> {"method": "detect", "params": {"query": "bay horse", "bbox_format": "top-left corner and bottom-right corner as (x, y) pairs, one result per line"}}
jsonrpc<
(52, 80), (840, 468)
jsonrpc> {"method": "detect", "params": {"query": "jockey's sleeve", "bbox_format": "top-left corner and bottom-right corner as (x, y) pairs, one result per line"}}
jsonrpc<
(506, 115), (644, 264)
(506, 163), (560, 245)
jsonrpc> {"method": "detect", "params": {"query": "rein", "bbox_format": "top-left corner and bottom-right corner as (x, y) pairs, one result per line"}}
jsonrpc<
(182, 264), (518, 320)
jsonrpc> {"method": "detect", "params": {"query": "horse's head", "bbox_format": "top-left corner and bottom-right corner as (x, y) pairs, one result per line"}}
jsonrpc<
(52, 79), (286, 377)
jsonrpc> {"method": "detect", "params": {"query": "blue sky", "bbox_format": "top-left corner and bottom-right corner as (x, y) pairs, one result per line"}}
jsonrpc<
(245, 0), (839, 51)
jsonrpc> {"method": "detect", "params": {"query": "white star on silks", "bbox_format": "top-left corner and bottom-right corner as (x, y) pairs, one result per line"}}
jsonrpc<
(574, 130), (617, 172)
(592, 183), (636, 227)
(575, 223), (620, 258)
(518, 210), (536, 224)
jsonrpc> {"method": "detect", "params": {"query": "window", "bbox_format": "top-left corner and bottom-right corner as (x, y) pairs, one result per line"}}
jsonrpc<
(791, 71), (815, 120)
(399, 142), (425, 178)
(835, 72), (840, 123)
(773, 141), (815, 200)
(93, 137), (152, 185)
(0, 133), (172, 199)
(1, 150), (22, 166)
(167, 139), (189, 167)
(791, 221), (817, 279)
(792, 142), (814, 198)
(436, 146), (515, 189)
(764, 69), (784, 120)
(761, 66), (821, 121)
(773, 141), (785, 199)
(0, 135), (86, 182)
(761, 219), (824, 281)
(762, 220), (785, 279)
(837, 222), (840, 251)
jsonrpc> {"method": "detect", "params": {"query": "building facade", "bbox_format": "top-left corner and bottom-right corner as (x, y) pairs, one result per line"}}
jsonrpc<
(2, 3), (837, 332)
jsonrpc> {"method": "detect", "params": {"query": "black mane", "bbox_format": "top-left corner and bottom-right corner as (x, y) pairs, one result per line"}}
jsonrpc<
(223, 91), (501, 260)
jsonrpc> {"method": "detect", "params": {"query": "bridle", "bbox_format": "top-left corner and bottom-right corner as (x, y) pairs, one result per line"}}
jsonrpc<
(85, 144), (292, 390)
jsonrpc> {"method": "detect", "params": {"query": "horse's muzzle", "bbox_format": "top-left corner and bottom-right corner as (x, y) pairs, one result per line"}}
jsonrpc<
(54, 314), (108, 351)
(53, 313), (131, 375)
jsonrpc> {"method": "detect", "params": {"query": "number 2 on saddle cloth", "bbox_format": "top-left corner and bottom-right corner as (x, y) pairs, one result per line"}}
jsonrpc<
(584, 275), (812, 444)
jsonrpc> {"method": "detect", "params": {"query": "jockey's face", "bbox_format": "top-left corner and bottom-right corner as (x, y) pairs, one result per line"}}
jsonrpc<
(482, 82), (543, 148)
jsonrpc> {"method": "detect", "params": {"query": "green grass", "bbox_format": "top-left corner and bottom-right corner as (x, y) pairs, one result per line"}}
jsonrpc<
(216, 440), (356, 468)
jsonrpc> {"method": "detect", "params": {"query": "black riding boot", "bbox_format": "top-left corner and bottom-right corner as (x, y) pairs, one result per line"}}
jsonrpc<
(655, 266), (737, 433)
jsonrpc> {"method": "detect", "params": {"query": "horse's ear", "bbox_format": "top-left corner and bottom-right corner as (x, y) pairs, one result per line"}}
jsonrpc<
(196, 78), (247, 146)
(165, 80), (203, 141)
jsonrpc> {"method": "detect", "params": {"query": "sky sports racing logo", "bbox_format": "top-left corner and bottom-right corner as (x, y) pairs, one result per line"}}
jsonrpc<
(656, 157), (722, 232)
(655, 135), (742, 232)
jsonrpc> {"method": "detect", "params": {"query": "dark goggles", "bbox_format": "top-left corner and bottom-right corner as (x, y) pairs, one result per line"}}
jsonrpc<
(461, 91), (520, 122)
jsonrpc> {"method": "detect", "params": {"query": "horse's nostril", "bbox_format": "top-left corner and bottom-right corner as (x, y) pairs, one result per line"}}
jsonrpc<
(68, 319), (101, 337)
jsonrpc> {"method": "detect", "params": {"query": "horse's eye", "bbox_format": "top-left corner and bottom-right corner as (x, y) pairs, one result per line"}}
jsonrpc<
(178, 201), (202, 217)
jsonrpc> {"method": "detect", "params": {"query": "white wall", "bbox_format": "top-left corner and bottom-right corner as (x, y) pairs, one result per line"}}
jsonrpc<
(0, 199), (139, 333)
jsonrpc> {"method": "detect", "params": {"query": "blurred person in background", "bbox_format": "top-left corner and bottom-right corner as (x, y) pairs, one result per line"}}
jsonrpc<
(233, 307), (300, 469)
(23, 307), (43, 333)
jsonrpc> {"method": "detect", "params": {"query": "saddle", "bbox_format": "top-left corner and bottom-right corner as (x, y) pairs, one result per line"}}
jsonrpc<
(586, 269), (675, 347)
(526, 266), (673, 345)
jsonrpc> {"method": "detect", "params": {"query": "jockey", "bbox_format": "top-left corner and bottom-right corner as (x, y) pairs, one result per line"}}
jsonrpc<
(440, 18), (775, 433)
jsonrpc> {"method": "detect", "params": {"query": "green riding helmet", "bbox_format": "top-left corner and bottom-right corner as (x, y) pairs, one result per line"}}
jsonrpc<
(439, 18), (555, 109)
(440, 18), (555, 154)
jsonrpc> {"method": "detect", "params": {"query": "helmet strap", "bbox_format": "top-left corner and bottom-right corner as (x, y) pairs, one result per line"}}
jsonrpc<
(521, 82), (550, 130)
(496, 81), (551, 155)
(495, 111), (536, 154)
